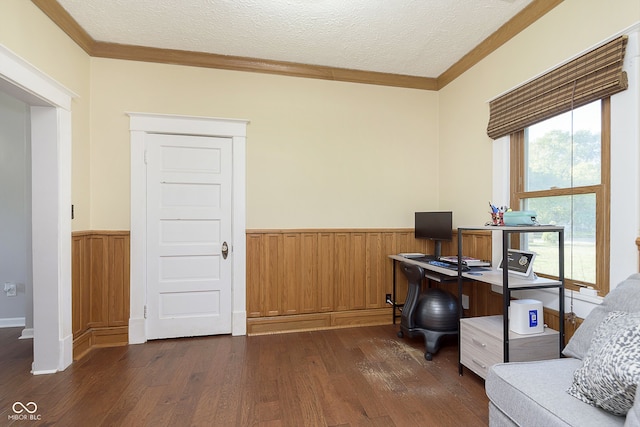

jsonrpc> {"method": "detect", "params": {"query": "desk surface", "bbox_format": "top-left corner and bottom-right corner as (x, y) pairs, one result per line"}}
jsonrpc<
(389, 254), (561, 289)
(389, 254), (459, 278)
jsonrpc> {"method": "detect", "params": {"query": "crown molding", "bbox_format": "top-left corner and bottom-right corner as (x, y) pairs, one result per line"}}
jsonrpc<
(32, 0), (561, 91)
(437, 0), (564, 89)
(90, 41), (438, 90)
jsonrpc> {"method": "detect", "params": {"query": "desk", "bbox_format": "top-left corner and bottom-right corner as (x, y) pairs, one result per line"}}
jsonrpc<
(388, 255), (459, 324)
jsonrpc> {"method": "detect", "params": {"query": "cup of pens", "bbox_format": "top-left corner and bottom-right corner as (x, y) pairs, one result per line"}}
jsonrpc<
(489, 203), (505, 226)
(491, 212), (504, 226)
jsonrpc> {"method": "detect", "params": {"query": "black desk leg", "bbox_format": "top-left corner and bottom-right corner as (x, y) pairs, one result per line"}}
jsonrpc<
(392, 260), (397, 324)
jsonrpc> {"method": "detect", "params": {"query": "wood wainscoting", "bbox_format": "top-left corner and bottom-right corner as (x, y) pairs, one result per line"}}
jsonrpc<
(246, 227), (585, 342)
(68, 228), (589, 355)
(245, 228), (492, 335)
(72, 231), (130, 359)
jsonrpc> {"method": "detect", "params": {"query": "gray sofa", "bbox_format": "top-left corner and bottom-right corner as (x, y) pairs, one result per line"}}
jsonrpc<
(486, 273), (640, 426)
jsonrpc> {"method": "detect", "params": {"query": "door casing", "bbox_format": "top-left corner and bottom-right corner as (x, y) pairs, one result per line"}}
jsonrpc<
(128, 113), (248, 343)
(0, 44), (74, 374)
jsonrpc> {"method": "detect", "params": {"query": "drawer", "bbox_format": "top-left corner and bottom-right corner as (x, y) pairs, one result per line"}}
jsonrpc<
(460, 320), (503, 379)
(460, 316), (561, 379)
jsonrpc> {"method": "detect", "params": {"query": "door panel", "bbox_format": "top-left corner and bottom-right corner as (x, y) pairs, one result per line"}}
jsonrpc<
(146, 133), (232, 339)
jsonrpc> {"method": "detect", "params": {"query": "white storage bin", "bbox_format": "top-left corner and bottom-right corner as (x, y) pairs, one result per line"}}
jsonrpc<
(510, 299), (544, 335)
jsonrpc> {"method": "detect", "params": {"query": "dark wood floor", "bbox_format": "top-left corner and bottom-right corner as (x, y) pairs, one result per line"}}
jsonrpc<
(0, 325), (488, 426)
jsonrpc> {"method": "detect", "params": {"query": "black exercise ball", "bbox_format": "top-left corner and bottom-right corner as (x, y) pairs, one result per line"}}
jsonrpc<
(414, 288), (458, 331)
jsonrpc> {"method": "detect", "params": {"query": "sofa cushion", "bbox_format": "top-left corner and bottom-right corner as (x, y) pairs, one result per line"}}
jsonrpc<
(567, 311), (640, 416)
(486, 358), (625, 426)
(563, 273), (640, 360)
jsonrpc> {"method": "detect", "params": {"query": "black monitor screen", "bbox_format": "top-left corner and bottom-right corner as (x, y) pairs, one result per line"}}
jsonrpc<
(415, 211), (453, 241)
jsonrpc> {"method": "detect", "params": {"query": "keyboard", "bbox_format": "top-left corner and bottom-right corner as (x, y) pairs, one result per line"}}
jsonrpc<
(409, 255), (436, 263)
(428, 260), (470, 271)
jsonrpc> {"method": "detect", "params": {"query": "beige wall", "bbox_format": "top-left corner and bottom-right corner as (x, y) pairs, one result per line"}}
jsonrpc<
(0, 0), (92, 231)
(439, 0), (640, 227)
(89, 59), (439, 229)
(2, 0), (639, 232)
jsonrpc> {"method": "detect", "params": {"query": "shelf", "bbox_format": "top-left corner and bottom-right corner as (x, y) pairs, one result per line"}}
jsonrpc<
(461, 269), (561, 288)
(458, 225), (564, 232)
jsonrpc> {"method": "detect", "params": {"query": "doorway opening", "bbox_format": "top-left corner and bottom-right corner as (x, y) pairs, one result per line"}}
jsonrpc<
(0, 44), (74, 374)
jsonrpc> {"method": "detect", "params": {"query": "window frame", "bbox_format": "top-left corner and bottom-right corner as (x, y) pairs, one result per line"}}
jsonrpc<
(509, 98), (611, 295)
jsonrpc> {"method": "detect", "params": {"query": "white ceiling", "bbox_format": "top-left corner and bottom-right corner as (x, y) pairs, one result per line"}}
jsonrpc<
(56, 0), (534, 79)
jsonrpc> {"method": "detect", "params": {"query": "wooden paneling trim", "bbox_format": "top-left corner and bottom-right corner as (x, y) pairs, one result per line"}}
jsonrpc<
(72, 231), (130, 359)
(73, 230), (132, 236)
(334, 232), (351, 312)
(88, 235), (108, 328)
(108, 235), (130, 326)
(300, 233), (319, 313)
(72, 327), (129, 361)
(71, 235), (89, 337)
(247, 308), (392, 336)
(32, 0), (558, 90)
(318, 232), (335, 312)
(245, 234), (264, 318)
(249, 228), (415, 234)
(72, 329), (92, 361)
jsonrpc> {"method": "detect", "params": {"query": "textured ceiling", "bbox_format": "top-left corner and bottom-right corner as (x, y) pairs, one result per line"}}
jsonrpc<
(56, 0), (534, 79)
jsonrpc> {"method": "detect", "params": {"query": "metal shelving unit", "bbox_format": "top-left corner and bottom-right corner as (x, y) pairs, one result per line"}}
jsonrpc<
(456, 225), (565, 375)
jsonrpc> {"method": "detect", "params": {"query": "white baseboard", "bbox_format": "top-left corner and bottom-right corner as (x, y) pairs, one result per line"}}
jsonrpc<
(59, 334), (73, 371)
(0, 317), (26, 328)
(19, 328), (34, 339)
(232, 310), (247, 336)
(31, 367), (58, 375)
(128, 317), (146, 344)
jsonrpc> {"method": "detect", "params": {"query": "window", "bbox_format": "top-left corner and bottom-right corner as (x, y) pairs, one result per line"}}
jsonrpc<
(488, 35), (628, 295)
(510, 99), (610, 294)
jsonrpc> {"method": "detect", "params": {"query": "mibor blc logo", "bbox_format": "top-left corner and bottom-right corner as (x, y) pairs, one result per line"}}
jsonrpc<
(9, 401), (41, 421)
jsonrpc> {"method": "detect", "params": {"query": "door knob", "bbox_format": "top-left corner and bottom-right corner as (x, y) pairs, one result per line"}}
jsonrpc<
(221, 241), (229, 259)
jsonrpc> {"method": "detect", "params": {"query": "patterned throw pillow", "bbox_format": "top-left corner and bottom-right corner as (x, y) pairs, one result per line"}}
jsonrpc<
(563, 274), (640, 360)
(567, 311), (640, 416)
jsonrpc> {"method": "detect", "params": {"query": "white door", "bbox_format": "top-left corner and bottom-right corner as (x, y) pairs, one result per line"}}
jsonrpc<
(146, 133), (232, 339)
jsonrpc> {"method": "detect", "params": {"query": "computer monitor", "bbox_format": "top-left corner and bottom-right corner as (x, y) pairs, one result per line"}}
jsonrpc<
(414, 211), (453, 259)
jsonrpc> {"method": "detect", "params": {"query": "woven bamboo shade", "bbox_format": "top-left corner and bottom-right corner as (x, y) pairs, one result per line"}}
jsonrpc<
(487, 36), (628, 140)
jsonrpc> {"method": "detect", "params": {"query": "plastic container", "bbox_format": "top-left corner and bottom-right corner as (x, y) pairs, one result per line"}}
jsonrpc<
(503, 210), (537, 226)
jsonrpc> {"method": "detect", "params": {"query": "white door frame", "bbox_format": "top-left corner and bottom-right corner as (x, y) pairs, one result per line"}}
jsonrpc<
(0, 44), (74, 374)
(128, 113), (248, 343)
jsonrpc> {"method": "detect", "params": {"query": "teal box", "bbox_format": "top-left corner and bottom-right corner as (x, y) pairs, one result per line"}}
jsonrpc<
(503, 211), (537, 226)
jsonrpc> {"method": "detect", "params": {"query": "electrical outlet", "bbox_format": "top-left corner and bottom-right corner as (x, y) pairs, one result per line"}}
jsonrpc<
(385, 293), (392, 305)
(462, 294), (470, 310)
(4, 282), (17, 297)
